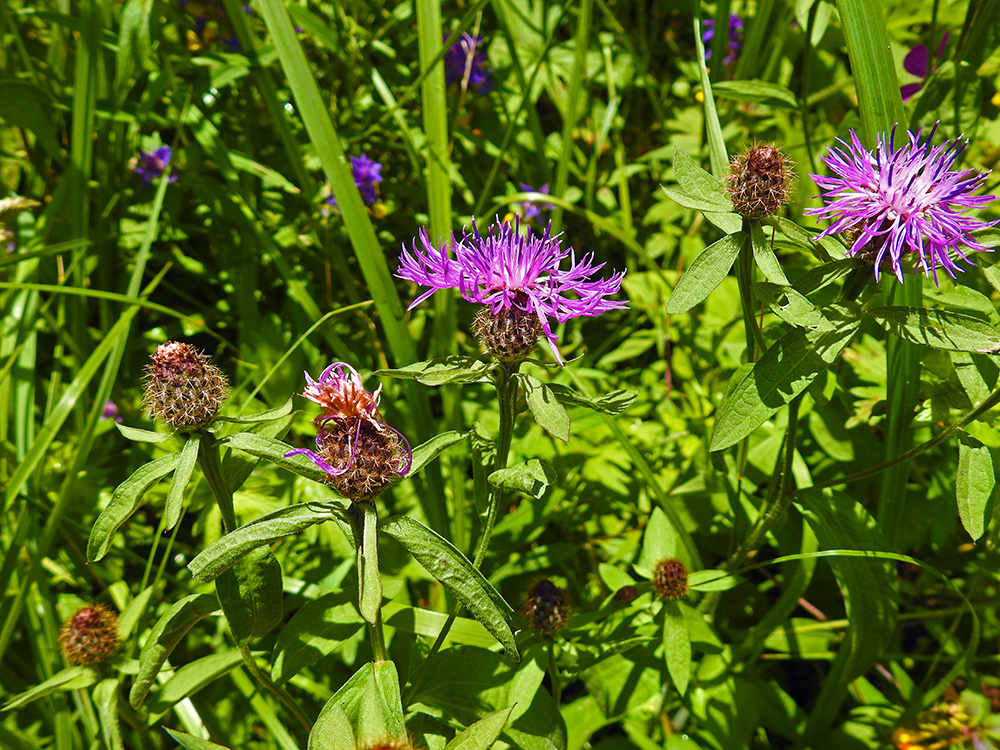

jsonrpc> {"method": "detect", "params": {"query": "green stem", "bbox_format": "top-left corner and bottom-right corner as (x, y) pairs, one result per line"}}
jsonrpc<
(197, 432), (237, 533)
(736, 224), (766, 359)
(548, 639), (563, 705)
(347, 502), (388, 663)
(237, 643), (312, 736)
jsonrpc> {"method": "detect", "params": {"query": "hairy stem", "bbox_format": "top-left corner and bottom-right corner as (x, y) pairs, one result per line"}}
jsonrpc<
(198, 431), (237, 533)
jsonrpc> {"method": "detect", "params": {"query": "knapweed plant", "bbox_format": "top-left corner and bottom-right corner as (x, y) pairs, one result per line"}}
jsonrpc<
(5, 0), (1000, 749)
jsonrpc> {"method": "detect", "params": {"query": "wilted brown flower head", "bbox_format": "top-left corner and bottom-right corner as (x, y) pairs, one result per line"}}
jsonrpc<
(652, 558), (689, 600)
(142, 341), (229, 430)
(522, 578), (571, 634)
(59, 604), (120, 666)
(724, 143), (795, 219)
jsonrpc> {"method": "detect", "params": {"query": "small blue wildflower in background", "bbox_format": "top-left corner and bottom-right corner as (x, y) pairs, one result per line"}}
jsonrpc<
(900, 32), (948, 101)
(807, 125), (997, 283)
(326, 154), (383, 209)
(517, 184), (555, 223)
(702, 14), (743, 65)
(444, 32), (493, 92)
(3, 228), (14, 253)
(131, 146), (177, 188)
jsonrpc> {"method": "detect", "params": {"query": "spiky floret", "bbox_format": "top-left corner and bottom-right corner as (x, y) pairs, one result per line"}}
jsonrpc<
(806, 125), (996, 283)
(142, 341), (229, 430)
(284, 363), (411, 502)
(523, 579), (571, 634)
(59, 604), (120, 666)
(397, 218), (627, 365)
(724, 142), (796, 219)
(652, 558), (689, 600)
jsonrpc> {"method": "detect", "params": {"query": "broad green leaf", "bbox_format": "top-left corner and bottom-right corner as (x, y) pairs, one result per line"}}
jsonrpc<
(750, 222), (789, 285)
(273, 592), (364, 683)
(380, 516), (518, 659)
(598, 562), (637, 593)
(356, 661), (406, 745)
(636, 506), (680, 577)
(408, 431), (468, 477)
(662, 601), (691, 695)
(216, 548), (283, 644)
(358, 503), (383, 626)
(115, 423), (176, 443)
(221, 411), (294, 493)
(957, 432), (995, 541)
(671, 147), (733, 212)
(164, 434), (201, 530)
(704, 210), (743, 234)
(488, 459), (556, 500)
(754, 282), (834, 332)
(687, 570), (741, 592)
(88, 453), (181, 561)
(0, 81), (60, 155)
(219, 432), (330, 484)
(2, 666), (98, 711)
(712, 79), (799, 108)
(164, 729), (232, 750)
(710, 313), (860, 450)
(130, 594), (219, 707)
(665, 233), (744, 315)
(94, 677), (124, 750)
(522, 375), (570, 443)
(215, 398), (293, 423)
(374, 356), (496, 386)
(310, 663), (373, 750)
(545, 384), (636, 415)
(772, 217), (846, 263)
(662, 186), (734, 214)
(445, 706), (516, 750)
(148, 651), (250, 718)
(867, 306), (1000, 353)
(117, 585), (156, 641)
(951, 351), (998, 404)
(114, 0), (153, 98)
(188, 502), (345, 581)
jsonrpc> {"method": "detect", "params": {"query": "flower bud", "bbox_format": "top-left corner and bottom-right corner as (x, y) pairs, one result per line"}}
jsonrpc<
(724, 143), (795, 219)
(142, 341), (229, 430)
(522, 579), (570, 634)
(652, 558), (689, 600)
(59, 604), (120, 666)
(613, 585), (638, 603)
(472, 305), (542, 363)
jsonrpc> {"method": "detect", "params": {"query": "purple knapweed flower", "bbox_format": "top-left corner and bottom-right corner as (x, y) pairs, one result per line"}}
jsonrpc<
(516, 184), (555, 222)
(806, 125), (997, 283)
(901, 32), (949, 101)
(702, 15), (743, 65)
(444, 32), (493, 92)
(326, 154), (383, 208)
(284, 363), (412, 500)
(397, 218), (627, 364)
(132, 147), (178, 188)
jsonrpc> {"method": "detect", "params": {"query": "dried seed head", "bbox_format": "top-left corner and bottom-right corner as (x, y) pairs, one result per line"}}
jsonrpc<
(472, 305), (542, 363)
(315, 419), (410, 502)
(59, 605), (120, 666)
(142, 341), (229, 430)
(652, 558), (689, 600)
(523, 579), (571, 634)
(724, 143), (795, 219)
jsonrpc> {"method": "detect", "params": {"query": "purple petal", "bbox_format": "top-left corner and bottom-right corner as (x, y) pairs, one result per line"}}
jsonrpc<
(903, 43), (928, 78)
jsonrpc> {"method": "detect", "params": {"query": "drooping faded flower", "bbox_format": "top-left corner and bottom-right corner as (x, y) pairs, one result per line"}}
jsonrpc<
(516, 183), (555, 222)
(397, 218), (627, 364)
(702, 14), (743, 65)
(132, 146), (178, 188)
(143, 341), (229, 430)
(443, 32), (493, 92)
(326, 154), (384, 208)
(59, 605), (120, 666)
(284, 363), (411, 502)
(522, 579), (570, 634)
(807, 126), (996, 283)
(724, 142), (795, 219)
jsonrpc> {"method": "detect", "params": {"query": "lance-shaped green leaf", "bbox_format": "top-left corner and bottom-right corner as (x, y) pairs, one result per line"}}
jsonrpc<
(521, 374), (570, 443)
(381, 515), (518, 659)
(665, 233), (744, 315)
(216, 547), (283, 644)
(310, 664), (371, 750)
(663, 146), (734, 213)
(88, 453), (181, 561)
(164, 729), (232, 750)
(147, 651), (249, 718)
(273, 591), (364, 683)
(710, 313), (860, 450)
(188, 502), (346, 581)
(687, 570), (741, 592)
(2, 666), (99, 711)
(94, 677), (124, 750)
(164, 434), (201, 531)
(445, 706), (516, 750)
(867, 306), (1000, 353)
(957, 431), (995, 542)
(662, 600), (691, 695)
(750, 222), (789, 285)
(754, 282), (834, 332)
(219, 432), (330, 484)
(407, 431), (467, 477)
(488, 460), (556, 500)
(115, 423), (176, 443)
(130, 593), (219, 707)
(713, 79), (799, 108)
(356, 661), (407, 746)
(545, 383), (636, 415)
(215, 398), (293, 424)
(374, 356), (496, 386)
(222, 411), (294, 494)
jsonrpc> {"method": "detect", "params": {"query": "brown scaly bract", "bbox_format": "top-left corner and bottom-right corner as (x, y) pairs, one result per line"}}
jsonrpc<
(652, 558), (689, 600)
(142, 341), (229, 430)
(59, 604), (120, 666)
(724, 143), (795, 219)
